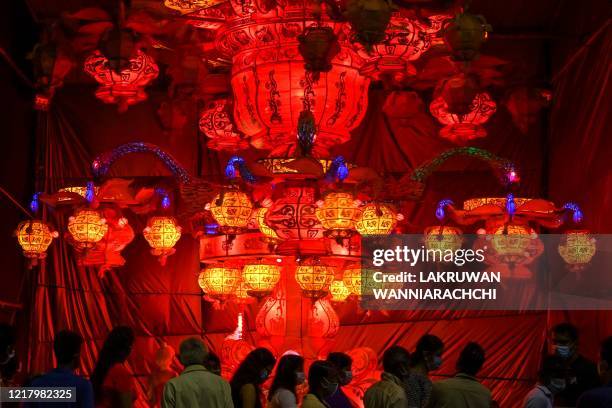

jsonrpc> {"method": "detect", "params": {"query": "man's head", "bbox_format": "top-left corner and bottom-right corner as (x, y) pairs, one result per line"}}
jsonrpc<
(414, 334), (444, 372)
(382, 346), (410, 379)
(178, 337), (208, 368)
(539, 355), (566, 394)
(551, 323), (578, 360)
(53, 330), (83, 369)
(456, 342), (485, 376)
(327, 352), (353, 385)
(598, 336), (612, 379)
(308, 360), (339, 398)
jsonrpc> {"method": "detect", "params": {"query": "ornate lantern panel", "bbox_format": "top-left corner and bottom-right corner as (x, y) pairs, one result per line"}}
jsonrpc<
(316, 192), (361, 238)
(84, 50), (159, 112)
(430, 93), (496, 143)
(143, 216), (182, 265)
(558, 230), (596, 273)
(199, 99), (249, 151)
(329, 280), (351, 302)
(164, 0), (225, 13)
(255, 208), (280, 242)
(68, 209), (108, 249)
(16, 220), (57, 264)
(209, 190), (253, 234)
(355, 203), (397, 236)
(490, 225), (538, 264)
(242, 262), (282, 297)
(423, 226), (463, 253)
(295, 259), (335, 299)
(199, 265), (241, 299)
(342, 264), (379, 298)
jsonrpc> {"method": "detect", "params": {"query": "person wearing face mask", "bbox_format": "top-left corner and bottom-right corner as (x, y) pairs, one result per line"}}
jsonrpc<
(268, 354), (305, 408)
(231, 348), (277, 408)
(364, 346), (410, 408)
(405, 334), (444, 408)
(428, 342), (491, 408)
(550, 323), (600, 407)
(577, 336), (612, 408)
(523, 355), (567, 408)
(302, 360), (339, 408)
(325, 352), (355, 408)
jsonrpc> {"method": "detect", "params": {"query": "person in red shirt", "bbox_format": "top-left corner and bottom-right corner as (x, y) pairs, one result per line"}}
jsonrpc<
(91, 326), (137, 408)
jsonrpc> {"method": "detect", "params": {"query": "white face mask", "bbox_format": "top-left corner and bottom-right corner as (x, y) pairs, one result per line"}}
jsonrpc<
(296, 371), (305, 384)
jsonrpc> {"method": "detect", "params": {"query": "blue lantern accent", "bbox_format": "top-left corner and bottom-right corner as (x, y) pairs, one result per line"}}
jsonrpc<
(29, 192), (40, 213)
(85, 182), (95, 203)
(205, 223), (219, 235)
(506, 193), (516, 216)
(326, 156), (349, 182)
(225, 156), (256, 184)
(563, 202), (583, 224)
(435, 199), (454, 221)
(155, 188), (171, 209)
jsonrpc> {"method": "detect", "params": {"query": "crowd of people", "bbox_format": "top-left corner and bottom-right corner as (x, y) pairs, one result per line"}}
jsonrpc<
(0, 323), (610, 407)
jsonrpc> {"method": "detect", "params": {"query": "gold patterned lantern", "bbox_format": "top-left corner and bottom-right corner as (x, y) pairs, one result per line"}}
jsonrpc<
(15, 220), (58, 265)
(67, 209), (108, 249)
(491, 225), (538, 263)
(558, 230), (596, 273)
(234, 280), (252, 305)
(242, 262), (282, 297)
(316, 192), (361, 238)
(143, 216), (182, 265)
(199, 265), (241, 300)
(424, 226), (463, 252)
(209, 189), (253, 234)
(355, 203), (397, 236)
(329, 280), (351, 302)
(342, 263), (379, 298)
(255, 208), (280, 242)
(295, 259), (335, 299)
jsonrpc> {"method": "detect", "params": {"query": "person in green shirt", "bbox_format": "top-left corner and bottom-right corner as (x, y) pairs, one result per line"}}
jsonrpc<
(364, 346), (411, 408)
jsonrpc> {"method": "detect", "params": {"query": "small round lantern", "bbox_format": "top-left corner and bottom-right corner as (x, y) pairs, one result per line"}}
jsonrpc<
(209, 189), (253, 234)
(15, 220), (58, 266)
(67, 208), (108, 249)
(329, 280), (351, 302)
(199, 265), (241, 300)
(355, 203), (397, 236)
(490, 225), (538, 264)
(143, 216), (182, 265)
(558, 230), (596, 273)
(316, 192), (361, 239)
(242, 261), (282, 297)
(295, 259), (335, 299)
(342, 264), (379, 298)
(423, 226), (463, 253)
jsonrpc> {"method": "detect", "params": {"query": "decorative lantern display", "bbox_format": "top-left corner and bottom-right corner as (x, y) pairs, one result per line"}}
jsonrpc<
(199, 99), (249, 151)
(558, 230), (597, 273)
(355, 203), (397, 236)
(443, 12), (492, 61)
(15, 220), (58, 266)
(423, 226), (463, 253)
(295, 259), (335, 299)
(67, 209), (108, 249)
(490, 225), (539, 264)
(343, 0), (393, 48)
(316, 192), (361, 238)
(437, 73), (481, 115)
(143, 216), (182, 265)
(234, 280), (252, 304)
(164, 0), (224, 13)
(255, 289), (287, 338)
(255, 208), (280, 242)
(84, 50), (159, 112)
(307, 298), (340, 338)
(429, 93), (497, 143)
(329, 280), (351, 302)
(209, 189), (253, 234)
(342, 263), (379, 298)
(199, 264), (241, 300)
(242, 261), (282, 297)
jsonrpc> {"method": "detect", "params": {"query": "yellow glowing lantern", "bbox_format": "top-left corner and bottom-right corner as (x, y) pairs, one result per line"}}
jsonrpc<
(209, 189), (253, 234)
(342, 264), (380, 298)
(355, 203), (397, 236)
(295, 259), (335, 299)
(424, 226), (463, 252)
(255, 208), (280, 241)
(67, 208), (108, 249)
(316, 192), (361, 238)
(558, 230), (596, 273)
(15, 220), (58, 265)
(199, 265), (241, 299)
(329, 280), (351, 302)
(242, 262), (281, 297)
(491, 224), (538, 263)
(143, 216), (182, 265)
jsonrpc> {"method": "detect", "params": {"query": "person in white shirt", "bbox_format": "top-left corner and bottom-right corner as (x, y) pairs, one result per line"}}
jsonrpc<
(268, 354), (305, 408)
(524, 355), (566, 408)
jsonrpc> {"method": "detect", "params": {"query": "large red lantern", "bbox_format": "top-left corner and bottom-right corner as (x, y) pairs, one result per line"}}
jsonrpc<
(199, 99), (249, 151)
(429, 92), (496, 143)
(84, 50), (159, 112)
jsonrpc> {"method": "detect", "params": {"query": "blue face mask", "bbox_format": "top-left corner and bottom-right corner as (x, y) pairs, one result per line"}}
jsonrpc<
(555, 345), (572, 359)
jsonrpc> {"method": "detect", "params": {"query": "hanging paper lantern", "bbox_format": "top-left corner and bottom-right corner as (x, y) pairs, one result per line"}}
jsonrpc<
(199, 265), (241, 299)
(15, 220), (58, 266)
(143, 216), (182, 265)
(255, 208), (280, 242)
(307, 298), (340, 338)
(355, 203), (397, 236)
(316, 192), (361, 238)
(429, 93), (496, 143)
(297, 25), (341, 78)
(329, 280), (351, 302)
(558, 230), (596, 273)
(443, 12), (492, 61)
(164, 0), (225, 13)
(67, 209), (108, 249)
(490, 225), (538, 263)
(209, 189), (253, 234)
(84, 50), (159, 112)
(437, 73), (481, 115)
(295, 259), (335, 299)
(342, 264), (379, 298)
(199, 99), (249, 151)
(242, 262), (282, 297)
(423, 226), (463, 253)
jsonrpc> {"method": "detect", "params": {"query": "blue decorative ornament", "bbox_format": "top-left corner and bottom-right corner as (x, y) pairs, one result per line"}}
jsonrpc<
(562, 202), (584, 224)
(326, 156), (349, 182)
(505, 193), (516, 216)
(29, 192), (40, 213)
(225, 156), (256, 184)
(85, 182), (96, 203)
(435, 199), (454, 221)
(205, 223), (219, 235)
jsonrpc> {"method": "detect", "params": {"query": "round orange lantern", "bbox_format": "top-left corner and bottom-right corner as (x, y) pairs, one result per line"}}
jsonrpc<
(143, 216), (182, 265)
(295, 259), (335, 299)
(242, 261), (282, 297)
(490, 225), (538, 264)
(558, 230), (596, 273)
(355, 203), (397, 236)
(67, 208), (108, 249)
(209, 189), (253, 234)
(199, 264), (241, 300)
(316, 192), (361, 238)
(429, 93), (497, 143)
(15, 220), (58, 266)
(423, 226), (463, 253)
(199, 99), (249, 151)
(329, 280), (350, 302)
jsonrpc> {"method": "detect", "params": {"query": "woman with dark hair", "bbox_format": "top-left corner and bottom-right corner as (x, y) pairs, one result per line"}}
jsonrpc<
(302, 360), (338, 408)
(405, 334), (444, 408)
(267, 354), (305, 408)
(230, 347), (277, 408)
(91, 326), (136, 408)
